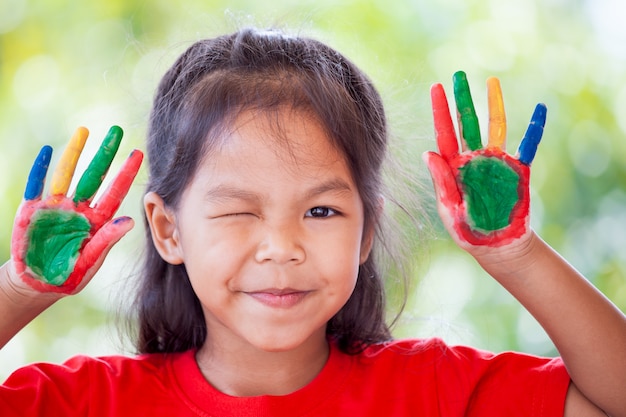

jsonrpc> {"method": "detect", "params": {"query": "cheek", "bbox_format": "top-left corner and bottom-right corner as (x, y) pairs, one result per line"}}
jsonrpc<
(311, 230), (362, 287)
(179, 224), (254, 284)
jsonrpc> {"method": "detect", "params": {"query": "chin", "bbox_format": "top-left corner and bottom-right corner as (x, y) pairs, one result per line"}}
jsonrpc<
(247, 328), (326, 354)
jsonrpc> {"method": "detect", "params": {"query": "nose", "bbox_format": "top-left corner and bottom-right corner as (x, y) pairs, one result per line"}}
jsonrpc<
(254, 222), (305, 264)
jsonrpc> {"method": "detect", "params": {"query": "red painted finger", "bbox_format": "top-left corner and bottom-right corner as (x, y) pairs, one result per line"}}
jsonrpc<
(422, 151), (462, 210)
(430, 83), (458, 161)
(11, 202), (37, 262)
(64, 216), (135, 293)
(92, 150), (143, 224)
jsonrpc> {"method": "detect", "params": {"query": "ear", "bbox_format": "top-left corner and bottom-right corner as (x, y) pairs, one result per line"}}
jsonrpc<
(143, 191), (184, 265)
(359, 195), (384, 264)
(359, 225), (375, 264)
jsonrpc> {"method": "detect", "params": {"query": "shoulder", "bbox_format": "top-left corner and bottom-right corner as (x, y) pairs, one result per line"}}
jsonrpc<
(357, 337), (567, 376)
(1, 350), (197, 416)
(347, 338), (569, 415)
(355, 337), (457, 365)
(360, 337), (448, 355)
(3, 350), (189, 388)
(337, 338), (455, 385)
(36, 350), (187, 376)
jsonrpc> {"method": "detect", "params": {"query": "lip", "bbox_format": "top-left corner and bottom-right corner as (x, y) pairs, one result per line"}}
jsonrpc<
(246, 289), (311, 308)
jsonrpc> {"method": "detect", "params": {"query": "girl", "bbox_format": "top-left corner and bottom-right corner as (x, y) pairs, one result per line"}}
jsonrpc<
(1, 28), (625, 416)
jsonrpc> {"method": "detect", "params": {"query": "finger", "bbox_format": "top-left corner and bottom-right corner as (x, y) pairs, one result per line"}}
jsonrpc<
(50, 127), (89, 196)
(453, 71), (482, 151)
(517, 103), (547, 165)
(422, 151), (462, 209)
(486, 77), (506, 150)
(74, 126), (123, 203)
(93, 149), (144, 221)
(431, 83), (458, 161)
(64, 216), (135, 293)
(24, 146), (53, 200)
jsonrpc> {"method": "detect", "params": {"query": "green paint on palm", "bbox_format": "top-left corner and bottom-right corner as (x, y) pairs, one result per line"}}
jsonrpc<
(458, 156), (519, 232)
(25, 209), (91, 285)
(453, 71), (482, 151)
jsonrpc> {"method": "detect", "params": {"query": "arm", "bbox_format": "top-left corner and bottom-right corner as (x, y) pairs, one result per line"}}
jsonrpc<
(0, 261), (61, 349)
(423, 72), (626, 417)
(477, 232), (626, 417)
(0, 126), (142, 349)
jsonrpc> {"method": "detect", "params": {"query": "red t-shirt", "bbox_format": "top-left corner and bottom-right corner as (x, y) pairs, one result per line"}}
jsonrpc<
(0, 338), (569, 416)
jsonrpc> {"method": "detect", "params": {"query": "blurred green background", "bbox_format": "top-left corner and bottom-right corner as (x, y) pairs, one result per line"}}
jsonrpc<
(1, 0), (625, 379)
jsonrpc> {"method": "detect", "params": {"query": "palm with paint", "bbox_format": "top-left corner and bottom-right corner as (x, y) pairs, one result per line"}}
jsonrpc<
(10, 126), (143, 294)
(423, 71), (546, 248)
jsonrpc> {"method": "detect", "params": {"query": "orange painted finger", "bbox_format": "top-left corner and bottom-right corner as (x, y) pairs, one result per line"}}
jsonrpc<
(487, 77), (506, 150)
(431, 83), (458, 161)
(50, 127), (89, 196)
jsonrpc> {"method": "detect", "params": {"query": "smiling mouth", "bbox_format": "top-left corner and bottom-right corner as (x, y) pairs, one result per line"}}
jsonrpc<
(246, 289), (311, 308)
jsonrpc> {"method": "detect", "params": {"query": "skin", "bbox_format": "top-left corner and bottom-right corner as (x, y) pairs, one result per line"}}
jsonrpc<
(144, 109), (374, 396)
(423, 73), (626, 416)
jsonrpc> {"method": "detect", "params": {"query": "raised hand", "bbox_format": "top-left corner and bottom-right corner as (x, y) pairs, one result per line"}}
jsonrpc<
(10, 126), (143, 294)
(423, 71), (546, 248)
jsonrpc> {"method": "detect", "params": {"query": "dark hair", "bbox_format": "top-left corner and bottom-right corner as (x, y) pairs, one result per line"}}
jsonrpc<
(134, 27), (394, 354)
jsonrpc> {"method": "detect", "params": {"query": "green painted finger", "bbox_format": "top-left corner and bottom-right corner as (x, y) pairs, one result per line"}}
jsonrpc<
(453, 71), (482, 151)
(74, 126), (123, 203)
(25, 209), (91, 285)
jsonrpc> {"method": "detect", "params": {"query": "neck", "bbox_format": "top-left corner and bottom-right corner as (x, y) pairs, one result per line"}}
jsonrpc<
(196, 331), (330, 397)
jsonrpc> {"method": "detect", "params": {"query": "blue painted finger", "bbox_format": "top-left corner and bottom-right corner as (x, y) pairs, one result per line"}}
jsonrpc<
(24, 145), (53, 200)
(518, 103), (547, 166)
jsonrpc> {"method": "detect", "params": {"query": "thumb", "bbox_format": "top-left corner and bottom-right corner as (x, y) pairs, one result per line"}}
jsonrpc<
(63, 216), (135, 294)
(422, 151), (462, 209)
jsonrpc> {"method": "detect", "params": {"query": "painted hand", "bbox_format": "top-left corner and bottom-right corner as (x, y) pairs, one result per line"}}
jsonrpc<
(423, 71), (546, 248)
(10, 126), (143, 294)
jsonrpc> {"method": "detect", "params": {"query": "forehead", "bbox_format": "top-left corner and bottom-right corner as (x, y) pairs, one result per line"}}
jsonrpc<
(207, 109), (350, 177)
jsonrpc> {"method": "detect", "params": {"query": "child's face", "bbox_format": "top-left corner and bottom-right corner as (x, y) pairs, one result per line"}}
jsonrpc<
(157, 109), (373, 353)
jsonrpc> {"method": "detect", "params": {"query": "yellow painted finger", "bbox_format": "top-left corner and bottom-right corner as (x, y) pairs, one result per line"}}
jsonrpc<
(50, 127), (89, 195)
(487, 77), (506, 150)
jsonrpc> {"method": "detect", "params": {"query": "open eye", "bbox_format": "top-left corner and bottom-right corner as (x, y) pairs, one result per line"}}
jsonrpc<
(305, 206), (338, 218)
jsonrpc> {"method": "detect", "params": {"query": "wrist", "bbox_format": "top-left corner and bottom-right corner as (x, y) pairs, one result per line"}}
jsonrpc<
(470, 230), (544, 282)
(0, 261), (64, 309)
(0, 261), (62, 350)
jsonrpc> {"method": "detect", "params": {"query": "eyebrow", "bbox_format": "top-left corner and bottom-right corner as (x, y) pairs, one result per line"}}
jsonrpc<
(303, 178), (354, 200)
(204, 185), (263, 204)
(204, 178), (355, 203)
